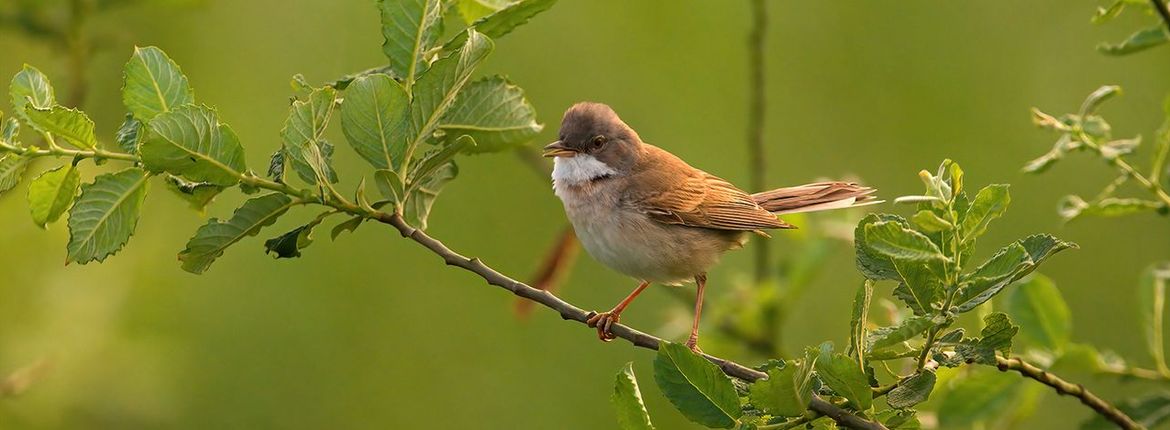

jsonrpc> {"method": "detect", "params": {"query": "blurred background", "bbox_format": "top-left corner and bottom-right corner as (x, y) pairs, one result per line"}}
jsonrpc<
(0, 0), (1168, 428)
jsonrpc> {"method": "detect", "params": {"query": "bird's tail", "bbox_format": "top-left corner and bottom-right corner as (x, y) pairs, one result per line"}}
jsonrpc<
(752, 182), (881, 215)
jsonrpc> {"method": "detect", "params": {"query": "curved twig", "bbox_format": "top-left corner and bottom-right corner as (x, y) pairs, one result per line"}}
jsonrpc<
(996, 356), (1142, 430)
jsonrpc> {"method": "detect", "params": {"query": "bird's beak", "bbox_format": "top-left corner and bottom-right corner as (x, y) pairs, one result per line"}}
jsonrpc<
(542, 141), (577, 158)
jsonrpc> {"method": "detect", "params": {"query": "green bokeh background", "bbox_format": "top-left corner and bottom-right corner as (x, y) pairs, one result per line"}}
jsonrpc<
(1, 1), (1169, 428)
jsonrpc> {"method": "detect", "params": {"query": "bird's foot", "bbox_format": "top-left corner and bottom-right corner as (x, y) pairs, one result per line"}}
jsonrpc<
(585, 310), (620, 342)
(685, 337), (703, 355)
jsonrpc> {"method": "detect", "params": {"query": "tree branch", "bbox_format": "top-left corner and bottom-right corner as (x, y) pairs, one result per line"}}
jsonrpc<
(1151, 0), (1170, 33)
(996, 356), (1142, 430)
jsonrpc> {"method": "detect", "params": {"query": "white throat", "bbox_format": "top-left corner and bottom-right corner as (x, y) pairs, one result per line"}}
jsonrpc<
(551, 155), (617, 186)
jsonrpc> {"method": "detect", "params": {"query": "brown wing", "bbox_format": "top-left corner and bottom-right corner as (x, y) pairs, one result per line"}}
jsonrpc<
(624, 145), (793, 231)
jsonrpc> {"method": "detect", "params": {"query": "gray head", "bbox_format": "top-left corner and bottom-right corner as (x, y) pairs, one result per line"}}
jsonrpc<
(542, 102), (642, 171)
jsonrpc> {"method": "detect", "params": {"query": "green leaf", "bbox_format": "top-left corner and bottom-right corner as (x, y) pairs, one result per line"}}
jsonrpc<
(163, 175), (223, 213)
(267, 149), (286, 182)
(887, 370), (935, 409)
(955, 243), (1030, 312)
(339, 73), (410, 170)
(405, 30), (494, 164)
(892, 259), (942, 316)
(960, 184), (1009, 243)
(264, 221), (321, 259)
(66, 168), (150, 264)
(877, 409), (921, 429)
(23, 105), (97, 149)
(410, 135), (473, 186)
(438, 76), (542, 152)
(115, 113), (143, 153)
(2, 116), (19, 142)
(910, 210), (952, 233)
(404, 161), (457, 230)
(178, 193), (295, 274)
(282, 87), (339, 184)
(331, 215), (367, 240)
(1097, 26), (1169, 56)
(863, 220), (949, 263)
(122, 46), (194, 120)
(1079, 85), (1123, 115)
(375, 169), (406, 206)
(470, 0), (557, 39)
(1069, 197), (1163, 220)
(1019, 233), (1078, 264)
(456, 0), (512, 23)
(1080, 392), (1170, 430)
(10, 64), (55, 126)
(613, 362), (655, 430)
(816, 351), (873, 410)
(141, 105), (247, 186)
(1007, 274), (1071, 351)
(938, 369), (1020, 428)
(866, 316), (933, 352)
(955, 312), (1019, 365)
(749, 363), (813, 418)
(378, 0), (443, 86)
(27, 164), (80, 227)
(653, 342), (740, 428)
(0, 154), (30, 196)
(1140, 263), (1170, 375)
(854, 214), (909, 280)
(848, 281), (873, 366)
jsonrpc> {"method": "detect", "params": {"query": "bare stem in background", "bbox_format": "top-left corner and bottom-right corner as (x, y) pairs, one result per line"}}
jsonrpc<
(1152, 0), (1170, 33)
(748, 0), (770, 283)
(996, 356), (1142, 429)
(64, 0), (93, 107)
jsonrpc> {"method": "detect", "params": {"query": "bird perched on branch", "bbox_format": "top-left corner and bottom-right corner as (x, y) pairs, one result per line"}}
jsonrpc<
(544, 102), (878, 353)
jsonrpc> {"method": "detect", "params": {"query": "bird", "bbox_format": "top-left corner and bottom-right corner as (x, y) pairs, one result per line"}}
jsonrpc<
(543, 102), (878, 353)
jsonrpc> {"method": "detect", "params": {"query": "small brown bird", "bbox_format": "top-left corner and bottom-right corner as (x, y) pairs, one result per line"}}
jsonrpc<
(544, 102), (878, 353)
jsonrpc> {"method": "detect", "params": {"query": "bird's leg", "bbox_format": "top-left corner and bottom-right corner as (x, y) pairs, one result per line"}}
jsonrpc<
(685, 273), (708, 354)
(587, 280), (651, 342)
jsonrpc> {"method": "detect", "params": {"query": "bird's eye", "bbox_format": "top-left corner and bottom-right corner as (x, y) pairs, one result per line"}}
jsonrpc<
(591, 135), (607, 148)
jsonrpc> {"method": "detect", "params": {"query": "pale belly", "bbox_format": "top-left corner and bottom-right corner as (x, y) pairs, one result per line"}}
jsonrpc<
(556, 183), (746, 285)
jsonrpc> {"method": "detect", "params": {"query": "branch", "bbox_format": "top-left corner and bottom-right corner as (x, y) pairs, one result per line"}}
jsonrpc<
(747, 0), (770, 283)
(1152, 0), (1170, 33)
(996, 356), (1142, 430)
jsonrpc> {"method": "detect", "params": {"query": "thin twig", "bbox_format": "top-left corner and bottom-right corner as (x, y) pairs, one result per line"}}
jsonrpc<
(1151, 0), (1170, 33)
(748, 0), (770, 283)
(996, 356), (1142, 430)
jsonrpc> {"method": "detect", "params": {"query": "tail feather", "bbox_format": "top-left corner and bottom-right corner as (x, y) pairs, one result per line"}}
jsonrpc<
(752, 182), (880, 215)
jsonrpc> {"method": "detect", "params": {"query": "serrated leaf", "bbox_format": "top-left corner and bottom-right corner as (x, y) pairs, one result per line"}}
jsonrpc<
(163, 175), (223, 213)
(115, 113), (143, 153)
(404, 161), (457, 230)
(954, 243), (1030, 313)
(282, 87), (339, 184)
(340, 73), (410, 170)
(1007, 274), (1070, 351)
(938, 369), (1020, 428)
(0, 154), (30, 196)
(613, 362), (655, 430)
(866, 316), (933, 352)
(178, 193), (294, 274)
(267, 149), (285, 182)
(955, 312), (1019, 365)
(23, 105), (97, 149)
(66, 168), (150, 264)
(910, 210), (952, 233)
(141, 105), (247, 186)
(122, 46), (194, 120)
(816, 352), (872, 410)
(892, 259), (942, 316)
(410, 135), (473, 186)
(1140, 263), (1170, 376)
(854, 213), (909, 280)
(378, 0), (443, 86)
(1080, 392), (1170, 430)
(469, 0), (556, 39)
(1098, 26), (1169, 56)
(653, 342), (740, 428)
(749, 363), (812, 418)
(960, 184), (1009, 242)
(887, 370), (935, 409)
(10, 65), (55, 126)
(27, 164), (80, 227)
(863, 220), (949, 263)
(405, 30), (493, 163)
(438, 76), (542, 153)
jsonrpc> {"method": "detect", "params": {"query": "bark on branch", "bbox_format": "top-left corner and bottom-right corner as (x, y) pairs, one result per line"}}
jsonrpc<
(996, 356), (1142, 429)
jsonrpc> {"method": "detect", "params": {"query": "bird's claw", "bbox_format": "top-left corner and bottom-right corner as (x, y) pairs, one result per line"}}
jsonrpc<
(586, 310), (620, 342)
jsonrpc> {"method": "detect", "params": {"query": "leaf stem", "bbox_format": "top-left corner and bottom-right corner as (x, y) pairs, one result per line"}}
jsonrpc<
(0, 139), (137, 163)
(996, 355), (1143, 430)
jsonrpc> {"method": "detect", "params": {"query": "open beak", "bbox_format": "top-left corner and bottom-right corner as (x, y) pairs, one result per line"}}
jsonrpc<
(542, 141), (577, 158)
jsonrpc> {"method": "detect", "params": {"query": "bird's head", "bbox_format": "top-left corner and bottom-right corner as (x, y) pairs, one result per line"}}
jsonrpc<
(543, 102), (642, 173)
